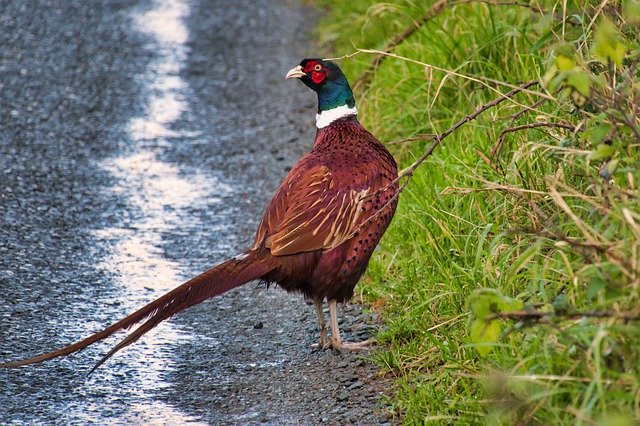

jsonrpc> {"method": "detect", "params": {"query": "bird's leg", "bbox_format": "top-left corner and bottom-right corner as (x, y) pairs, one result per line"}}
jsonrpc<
(328, 300), (376, 350)
(328, 299), (343, 348)
(311, 298), (330, 349)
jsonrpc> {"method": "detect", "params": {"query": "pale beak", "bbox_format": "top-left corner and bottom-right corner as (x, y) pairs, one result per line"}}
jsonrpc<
(285, 65), (306, 80)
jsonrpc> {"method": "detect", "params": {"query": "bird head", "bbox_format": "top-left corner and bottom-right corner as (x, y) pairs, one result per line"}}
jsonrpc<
(286, 58), (356, 115)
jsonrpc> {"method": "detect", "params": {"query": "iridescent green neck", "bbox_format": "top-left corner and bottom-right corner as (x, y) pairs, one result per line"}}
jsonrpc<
(317, 80), (356, 113)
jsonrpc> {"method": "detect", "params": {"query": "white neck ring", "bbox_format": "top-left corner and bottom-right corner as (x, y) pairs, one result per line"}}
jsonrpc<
(315, 105), (357, 129)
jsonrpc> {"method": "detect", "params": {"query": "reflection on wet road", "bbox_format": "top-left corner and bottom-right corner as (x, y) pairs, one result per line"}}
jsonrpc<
(93, 0), (230, 422)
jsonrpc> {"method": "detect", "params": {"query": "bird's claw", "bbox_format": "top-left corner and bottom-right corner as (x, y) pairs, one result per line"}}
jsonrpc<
(310, 332), (331, 350)
(312, 338), (377, 351)
(331, 338), (377, 351)
(310, 341), (332, 350)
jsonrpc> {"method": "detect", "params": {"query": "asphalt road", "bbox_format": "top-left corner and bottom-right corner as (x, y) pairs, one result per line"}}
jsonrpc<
(0, 0), (393, 424)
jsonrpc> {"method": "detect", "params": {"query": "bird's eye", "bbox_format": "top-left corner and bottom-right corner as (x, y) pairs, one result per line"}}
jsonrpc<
(314, 64), (322, 71)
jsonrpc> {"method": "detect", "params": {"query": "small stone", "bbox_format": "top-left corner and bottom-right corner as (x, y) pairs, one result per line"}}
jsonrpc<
(253, 322), (264, 329)
(349, 380), (364, 390)
(336, 392), (349, 402)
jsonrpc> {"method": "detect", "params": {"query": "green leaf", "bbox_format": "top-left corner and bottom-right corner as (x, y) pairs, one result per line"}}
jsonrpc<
(593, 19), (626, 67)
(554, 43), (576, 71)
(589, 143), (615, 160)
(499, 296), (524, 312)
(581, 123), (612, 145)
(606, 158), (620, 175)
(467, 289), (523, 356)
(539, 303), (554, 313)
(468, 288), (503, 318)
(556, 55), (574, 72)
(468, 288), (523, 318)
(469, 319), (501, 357)
(548, 72), (565, 92)
(566, 71), (591, 96)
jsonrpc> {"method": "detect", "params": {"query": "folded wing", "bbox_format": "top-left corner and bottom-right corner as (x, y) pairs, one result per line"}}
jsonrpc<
(253, 162), (377, 256)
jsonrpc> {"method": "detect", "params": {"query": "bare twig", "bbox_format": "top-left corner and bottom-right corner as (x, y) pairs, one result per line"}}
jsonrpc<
(489, 121), (577, 160)
(504, 97), (550, 122)
(486, 309), (640, 322)
(399, 80), (540, 180)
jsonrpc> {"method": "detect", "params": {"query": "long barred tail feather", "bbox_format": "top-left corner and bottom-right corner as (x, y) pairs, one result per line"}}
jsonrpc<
(0, 250), (274, 372)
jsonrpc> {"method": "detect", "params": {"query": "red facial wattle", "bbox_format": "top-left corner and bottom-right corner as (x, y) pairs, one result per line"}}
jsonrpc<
(311, 71), (325, 84)
(303, 61), (327, 84)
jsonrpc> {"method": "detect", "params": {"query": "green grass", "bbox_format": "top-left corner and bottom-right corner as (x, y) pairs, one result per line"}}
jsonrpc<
(317, 1), (640, 424)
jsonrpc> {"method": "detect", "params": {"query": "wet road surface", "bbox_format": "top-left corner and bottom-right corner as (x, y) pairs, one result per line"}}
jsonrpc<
(0, 0), (393, 424)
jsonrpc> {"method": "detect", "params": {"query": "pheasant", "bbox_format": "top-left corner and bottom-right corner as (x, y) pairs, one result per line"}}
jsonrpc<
(1, 58), (398, 372)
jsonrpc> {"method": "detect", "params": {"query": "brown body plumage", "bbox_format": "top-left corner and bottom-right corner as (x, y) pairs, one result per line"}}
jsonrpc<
(259, 115), (397, 302)
(1, 58), (397, 371)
